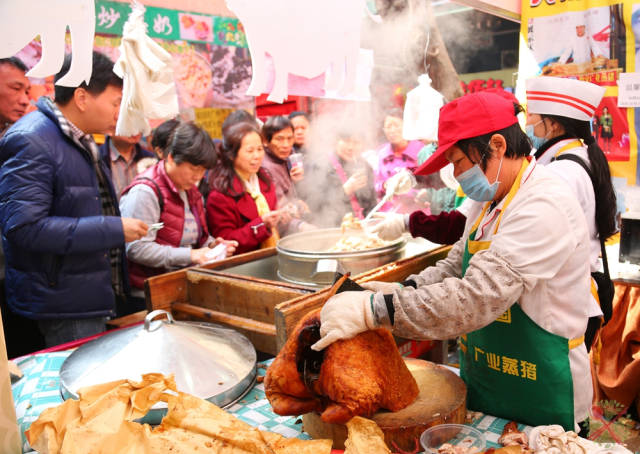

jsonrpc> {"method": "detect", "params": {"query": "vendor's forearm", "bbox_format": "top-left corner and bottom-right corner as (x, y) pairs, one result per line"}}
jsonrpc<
(409, 209), (466, 244)
(407, 238), (465, 287)
(392, 248), (524, 340)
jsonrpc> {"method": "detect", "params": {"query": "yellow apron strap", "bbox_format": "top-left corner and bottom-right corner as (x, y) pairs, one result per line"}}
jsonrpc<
(467, 158), (530, 245)
(568, 336), (584, 350)
(469, 202), (492, 234)
(590, 277), (600, 304)
(467, 240), (491, 254)
(492, 159), (530, 234)
(553, 140), (583, 158)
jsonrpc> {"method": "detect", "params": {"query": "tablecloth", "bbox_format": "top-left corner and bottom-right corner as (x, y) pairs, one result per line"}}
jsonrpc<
(12, 351), (525, 453)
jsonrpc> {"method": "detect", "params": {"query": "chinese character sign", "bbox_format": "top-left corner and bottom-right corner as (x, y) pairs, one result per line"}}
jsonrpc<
(94, 1), (247, 48)
(95, 1), (128, 35)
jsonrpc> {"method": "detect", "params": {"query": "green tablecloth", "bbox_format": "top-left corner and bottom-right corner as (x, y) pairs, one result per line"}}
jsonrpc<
(12, 351), (525, 453)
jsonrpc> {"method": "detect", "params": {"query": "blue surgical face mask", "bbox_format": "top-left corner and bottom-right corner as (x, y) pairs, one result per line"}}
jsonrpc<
(456, 154), (503, 202)
(526, 120), (547, 150)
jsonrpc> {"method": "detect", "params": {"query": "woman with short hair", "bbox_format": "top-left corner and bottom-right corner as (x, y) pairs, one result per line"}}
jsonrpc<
(120, 122), (235, 300)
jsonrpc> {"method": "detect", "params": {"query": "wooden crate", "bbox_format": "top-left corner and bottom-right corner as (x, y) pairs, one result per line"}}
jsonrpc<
(273, 245), (451, 352)
(144, 248), (313, 355)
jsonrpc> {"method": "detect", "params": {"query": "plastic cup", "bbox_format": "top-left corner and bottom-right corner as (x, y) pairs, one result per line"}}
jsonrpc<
(420, 424), (486, 454)
(289, 153), (304, 170)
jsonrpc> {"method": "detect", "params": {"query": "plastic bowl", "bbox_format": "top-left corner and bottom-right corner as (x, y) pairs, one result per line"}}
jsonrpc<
(420, 424), (486, 454)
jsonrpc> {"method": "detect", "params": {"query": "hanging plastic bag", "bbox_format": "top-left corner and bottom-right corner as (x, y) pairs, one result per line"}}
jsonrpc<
(114, 1), (179, 136)
(402, 74), (444, 141)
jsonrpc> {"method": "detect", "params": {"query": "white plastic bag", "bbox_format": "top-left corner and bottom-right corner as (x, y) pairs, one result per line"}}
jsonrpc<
(114, 2), (179, 137)
(402, 74), (444, 141)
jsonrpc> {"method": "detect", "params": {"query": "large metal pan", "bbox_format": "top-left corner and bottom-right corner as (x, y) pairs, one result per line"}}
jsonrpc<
(276, 228), (406, 286)
(59, 310), (256, 424)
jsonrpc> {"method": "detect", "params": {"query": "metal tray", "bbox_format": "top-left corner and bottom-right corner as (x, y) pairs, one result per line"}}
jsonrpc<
(59, 310), (256, 424)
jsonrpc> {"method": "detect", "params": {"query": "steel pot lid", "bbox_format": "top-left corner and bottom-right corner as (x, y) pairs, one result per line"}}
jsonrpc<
(60, 310), (256, 410)
(277, 227), (406, 257)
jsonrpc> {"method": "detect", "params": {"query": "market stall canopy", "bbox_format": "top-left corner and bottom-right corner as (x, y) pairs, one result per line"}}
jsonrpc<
(0, 0), (96, 86)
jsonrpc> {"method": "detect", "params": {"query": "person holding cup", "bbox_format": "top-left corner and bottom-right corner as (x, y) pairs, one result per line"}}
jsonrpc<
(260, 116), (314, 233)
(261, 116), (304, 205)
(303, 127), (377, 227)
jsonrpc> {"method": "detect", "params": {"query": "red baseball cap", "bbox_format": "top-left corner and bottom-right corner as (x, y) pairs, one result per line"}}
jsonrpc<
(415, 91), (519, 175)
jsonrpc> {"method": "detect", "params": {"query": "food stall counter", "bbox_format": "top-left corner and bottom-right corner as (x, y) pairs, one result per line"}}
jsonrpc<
(12, 349), (528, 454)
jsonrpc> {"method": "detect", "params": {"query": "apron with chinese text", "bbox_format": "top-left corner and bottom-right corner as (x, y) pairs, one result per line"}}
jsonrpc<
(459, 159), (581, 430)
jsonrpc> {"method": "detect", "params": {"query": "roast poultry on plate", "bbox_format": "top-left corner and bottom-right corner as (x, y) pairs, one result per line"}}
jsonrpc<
(264, 306), (419, 424)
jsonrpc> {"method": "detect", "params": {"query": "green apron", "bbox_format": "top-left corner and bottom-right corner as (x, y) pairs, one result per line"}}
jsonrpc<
(459, 159), (581, 431)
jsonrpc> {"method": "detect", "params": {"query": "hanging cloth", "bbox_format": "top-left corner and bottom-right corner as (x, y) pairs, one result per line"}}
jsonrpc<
(240, 173), (279, 249)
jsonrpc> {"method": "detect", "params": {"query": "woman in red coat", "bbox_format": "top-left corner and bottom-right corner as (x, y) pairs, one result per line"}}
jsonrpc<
(206, 122), (284, 254)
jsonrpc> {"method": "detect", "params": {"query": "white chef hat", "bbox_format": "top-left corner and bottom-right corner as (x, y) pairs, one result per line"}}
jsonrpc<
(526, 76), (605, 122)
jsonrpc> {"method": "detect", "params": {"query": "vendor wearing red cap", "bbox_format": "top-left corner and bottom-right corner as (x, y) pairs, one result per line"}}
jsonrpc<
(525, 76), (618, 350)
(371, 88), (520, 245)
(311, 91), (593, 432)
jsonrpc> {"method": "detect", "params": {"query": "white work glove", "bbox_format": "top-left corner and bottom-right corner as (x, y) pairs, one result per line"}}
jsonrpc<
(370, 213), (409, 240)
(360, 281), (403, 293)
(311, 291), (390, 351)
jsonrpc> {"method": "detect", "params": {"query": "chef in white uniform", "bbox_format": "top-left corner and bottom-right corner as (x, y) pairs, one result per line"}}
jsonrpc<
(525, 76), (617, 349)
(558, 22), (599, 65)
(311, 92), (593, 432)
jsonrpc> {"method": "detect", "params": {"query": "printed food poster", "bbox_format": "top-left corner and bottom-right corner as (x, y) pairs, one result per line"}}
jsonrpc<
(528, 5), (625, 77)
(11, 0), (254, 129)
(178, 12), (213, 43)
(15, 34), (253, 117)
(519, 0), (638, 185)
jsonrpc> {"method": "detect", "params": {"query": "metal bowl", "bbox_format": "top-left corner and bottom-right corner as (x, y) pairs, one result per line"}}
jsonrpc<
(276, 228), (406, 286)
(59, 310), (257, 424)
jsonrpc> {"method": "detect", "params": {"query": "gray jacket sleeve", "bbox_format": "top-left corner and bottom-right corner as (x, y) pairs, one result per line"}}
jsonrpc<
(391, 247), (525, 341)
(119, 185), (192, 268)
(407, 237), (465, 286)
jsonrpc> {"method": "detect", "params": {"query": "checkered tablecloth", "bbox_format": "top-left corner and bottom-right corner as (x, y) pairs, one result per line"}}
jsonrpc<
(12, 351), (526, 453)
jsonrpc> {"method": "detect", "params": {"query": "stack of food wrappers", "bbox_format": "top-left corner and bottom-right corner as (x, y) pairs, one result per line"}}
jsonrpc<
(25, 373), (332, 454)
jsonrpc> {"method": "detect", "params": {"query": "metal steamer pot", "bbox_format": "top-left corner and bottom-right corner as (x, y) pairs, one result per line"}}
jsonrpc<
(59, 310), (257, 424)
(276, 228), (407, 286)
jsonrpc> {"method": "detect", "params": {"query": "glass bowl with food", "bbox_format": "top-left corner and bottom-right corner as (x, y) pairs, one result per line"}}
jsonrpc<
(420, 424), (486, 454)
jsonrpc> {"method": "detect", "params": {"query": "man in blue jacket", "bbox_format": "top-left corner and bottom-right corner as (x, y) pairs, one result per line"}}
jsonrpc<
(0, 51), (148, 347)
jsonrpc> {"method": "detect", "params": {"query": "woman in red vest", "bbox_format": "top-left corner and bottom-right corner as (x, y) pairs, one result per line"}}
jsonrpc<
(120, 122), (236, 306)
(206, 122), (284, 255)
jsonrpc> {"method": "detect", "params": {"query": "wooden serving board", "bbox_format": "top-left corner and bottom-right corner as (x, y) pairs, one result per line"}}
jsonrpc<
(303, 359), (467, 451)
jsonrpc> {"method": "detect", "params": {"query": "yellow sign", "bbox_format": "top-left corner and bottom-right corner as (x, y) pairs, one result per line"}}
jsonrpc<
(193, 108), (233, 139)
